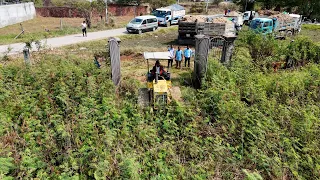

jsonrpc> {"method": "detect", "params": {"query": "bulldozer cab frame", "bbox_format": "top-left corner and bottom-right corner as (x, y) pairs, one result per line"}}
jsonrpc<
(138, 52), (174, 110)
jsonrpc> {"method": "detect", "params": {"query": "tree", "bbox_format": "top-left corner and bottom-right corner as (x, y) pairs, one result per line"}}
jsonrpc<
(116, 0), (175, 9)
(235, 0), (320, 18)
(75, 0), (106, 28)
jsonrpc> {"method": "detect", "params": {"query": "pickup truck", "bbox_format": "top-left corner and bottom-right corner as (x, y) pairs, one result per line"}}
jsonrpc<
(153, 4), (185, 27)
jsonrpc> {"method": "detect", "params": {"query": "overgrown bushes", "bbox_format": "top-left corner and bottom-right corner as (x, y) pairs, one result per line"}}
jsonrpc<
(199, 52), (320, 179)
(236, 30), (320, 70)
(0, 29), (319, 179)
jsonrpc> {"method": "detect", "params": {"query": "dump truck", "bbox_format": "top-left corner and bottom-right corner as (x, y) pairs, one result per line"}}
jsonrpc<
(178, 15), (236, 45)
(153, 4), (185, 27)
(250, 13), (302, 37)
(224, 11), (244, 27)
(243, 11), (257, 25)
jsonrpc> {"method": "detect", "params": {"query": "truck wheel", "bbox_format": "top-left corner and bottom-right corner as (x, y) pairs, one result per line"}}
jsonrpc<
(152, 27), (156, 31)
(138, 29), (142, 34)
(166, 21), (171, 27)
(286, 31), (293, 37)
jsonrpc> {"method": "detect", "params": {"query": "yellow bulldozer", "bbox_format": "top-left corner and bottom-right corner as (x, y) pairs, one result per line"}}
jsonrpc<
(138, 51), (181, 110)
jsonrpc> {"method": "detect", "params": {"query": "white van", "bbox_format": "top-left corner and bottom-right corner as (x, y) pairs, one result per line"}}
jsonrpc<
(126, 15), (158, 34)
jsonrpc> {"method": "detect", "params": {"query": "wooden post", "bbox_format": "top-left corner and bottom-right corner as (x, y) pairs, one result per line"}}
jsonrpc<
(20, 23), (24, 33)
(23, 47), (30, 66)
(205, 0), (209, 13)
(60, 18), (63, 30)
(14, 23), (25, 39)
(105, 0), (108, 24)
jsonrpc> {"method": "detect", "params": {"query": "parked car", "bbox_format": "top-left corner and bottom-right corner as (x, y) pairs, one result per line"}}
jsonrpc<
(126, 15), (158, 34)
(170, 16), (182, 25)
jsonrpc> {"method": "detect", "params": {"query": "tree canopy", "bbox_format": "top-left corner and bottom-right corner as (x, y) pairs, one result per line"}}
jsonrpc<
(235, 0), (320, 18)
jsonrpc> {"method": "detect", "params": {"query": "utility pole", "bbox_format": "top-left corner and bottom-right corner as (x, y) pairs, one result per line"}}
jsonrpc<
(105, 0), (108, 24)
(245, 0), (248, 12)
(206, 0), (209, 13)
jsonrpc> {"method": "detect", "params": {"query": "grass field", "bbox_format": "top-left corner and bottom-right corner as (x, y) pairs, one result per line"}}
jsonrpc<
(301, 24), (320, 43)
(0, 16), (133, 45)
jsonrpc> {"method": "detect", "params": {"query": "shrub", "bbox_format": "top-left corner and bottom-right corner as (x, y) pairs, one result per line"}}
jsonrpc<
(189, 4), (205, 14)
(218, 2), (238, 11)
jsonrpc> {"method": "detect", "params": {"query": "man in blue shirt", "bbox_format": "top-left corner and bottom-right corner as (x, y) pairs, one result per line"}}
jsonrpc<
(184, 45), (192, 68)
(175, 46), (183, 69)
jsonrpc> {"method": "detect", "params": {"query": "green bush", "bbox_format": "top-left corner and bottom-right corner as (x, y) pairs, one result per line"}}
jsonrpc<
(0, 29), (319, 180)
(189, 4), (205, 14)
(199, 50), (320, 179)
(236, 30), (320, 70)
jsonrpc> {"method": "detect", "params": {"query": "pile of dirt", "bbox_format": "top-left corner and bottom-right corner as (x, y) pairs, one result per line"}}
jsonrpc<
(181, 15), (207, 23)
(211, 17), (233, 24)
(269, 14), (293, 23)
(258, 10), (279, 16)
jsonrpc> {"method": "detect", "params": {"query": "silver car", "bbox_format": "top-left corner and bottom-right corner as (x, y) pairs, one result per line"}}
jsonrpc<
(126, 15), (158, 34)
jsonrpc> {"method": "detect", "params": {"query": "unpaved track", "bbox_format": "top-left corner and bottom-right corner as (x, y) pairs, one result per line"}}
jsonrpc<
(0, 28), (128, 55)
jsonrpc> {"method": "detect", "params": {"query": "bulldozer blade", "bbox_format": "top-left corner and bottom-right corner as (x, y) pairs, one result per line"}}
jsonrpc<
(138, 88), (150, 108)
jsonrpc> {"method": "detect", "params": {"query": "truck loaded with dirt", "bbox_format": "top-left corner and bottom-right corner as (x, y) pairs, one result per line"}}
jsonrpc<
(178, 15), (236, 45)
(250, 12), (302, 37)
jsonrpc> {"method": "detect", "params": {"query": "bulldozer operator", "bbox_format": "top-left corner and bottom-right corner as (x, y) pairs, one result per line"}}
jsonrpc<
(148, 60), (170, 81)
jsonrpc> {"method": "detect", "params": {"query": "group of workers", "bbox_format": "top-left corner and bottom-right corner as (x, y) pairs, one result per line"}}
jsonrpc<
(168, 45), (193, 69)
(148, 45), (194, 82)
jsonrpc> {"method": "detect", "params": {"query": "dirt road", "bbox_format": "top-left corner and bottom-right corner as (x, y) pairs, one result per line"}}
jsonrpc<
(0, 28), (128, 55)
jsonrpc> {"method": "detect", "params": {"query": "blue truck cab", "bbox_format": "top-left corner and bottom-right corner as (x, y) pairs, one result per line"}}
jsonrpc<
(250, 18), (274, 34)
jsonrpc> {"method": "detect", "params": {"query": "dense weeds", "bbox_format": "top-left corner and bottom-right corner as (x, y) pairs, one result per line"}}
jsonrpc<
(0, 31), (319, 179)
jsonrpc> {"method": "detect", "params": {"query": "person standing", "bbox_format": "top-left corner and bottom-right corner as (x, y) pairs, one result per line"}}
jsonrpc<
(175, 47), (183, 69)
(81, 21), (87, 37)
(168, 45), (175, 68)
(184, 45), (192, 68)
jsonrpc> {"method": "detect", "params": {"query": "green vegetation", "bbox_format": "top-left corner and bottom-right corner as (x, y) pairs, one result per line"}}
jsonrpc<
(0, 28), (319, 179)
(235, 0), (320, 19)
(302, 24), (320, 31)
(300, 24), (320, 43)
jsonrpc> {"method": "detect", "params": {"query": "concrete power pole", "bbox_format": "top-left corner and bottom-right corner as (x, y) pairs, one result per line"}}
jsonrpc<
(105, 0), (108, 24)
(245, 0), (248, 11)
(206, 0), (209, 13)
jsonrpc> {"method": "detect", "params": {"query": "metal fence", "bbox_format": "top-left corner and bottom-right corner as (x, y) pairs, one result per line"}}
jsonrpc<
(210, 36), (226, 61)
